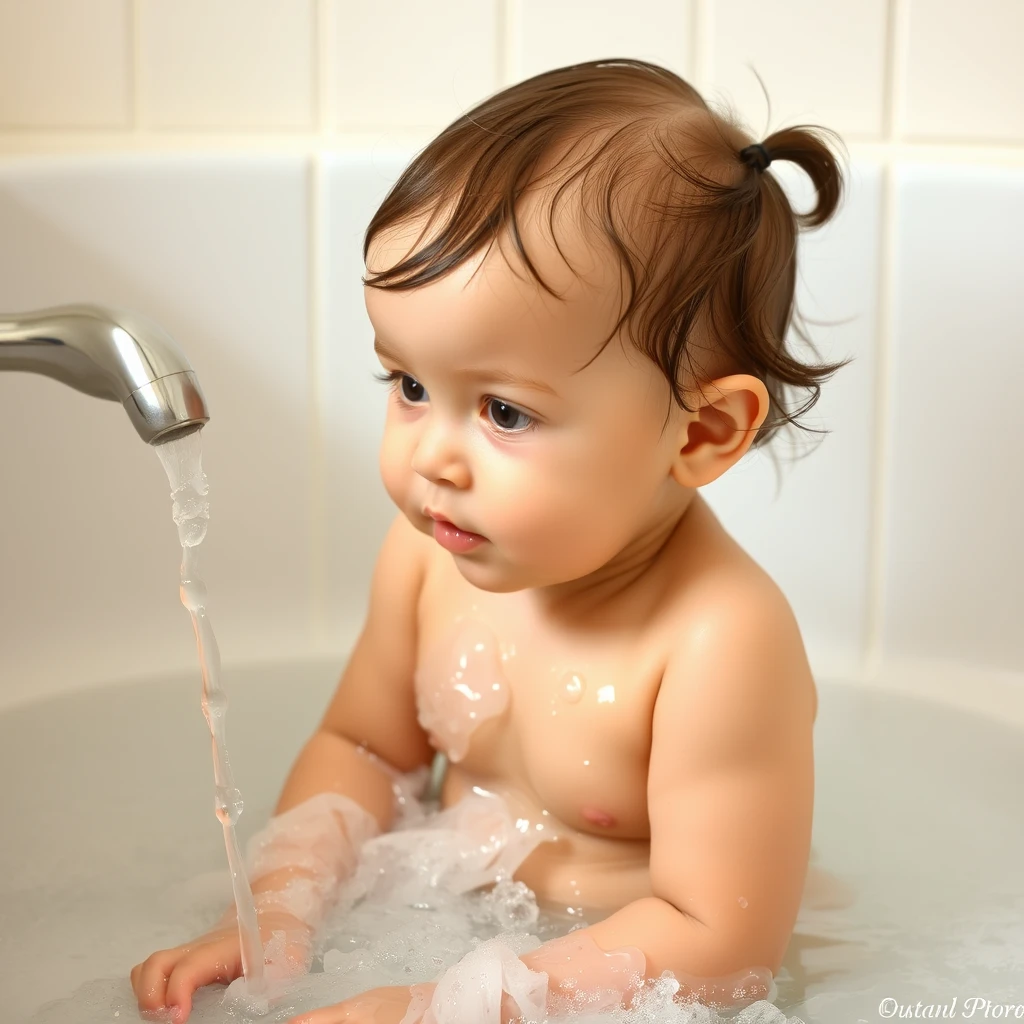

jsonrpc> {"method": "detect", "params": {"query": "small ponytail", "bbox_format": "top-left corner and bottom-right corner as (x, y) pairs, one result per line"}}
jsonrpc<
(739, 142), (773, 173)
(745, 126), (845, 228)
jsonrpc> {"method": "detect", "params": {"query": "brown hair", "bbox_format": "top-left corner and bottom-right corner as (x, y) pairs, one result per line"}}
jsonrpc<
(362, 58), (852, 462)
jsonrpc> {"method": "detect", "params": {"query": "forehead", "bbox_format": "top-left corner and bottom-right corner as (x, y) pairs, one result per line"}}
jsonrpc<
(364, 189), (625, 373)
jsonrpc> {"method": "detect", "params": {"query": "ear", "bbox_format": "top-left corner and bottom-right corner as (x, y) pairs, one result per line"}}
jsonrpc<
(668, 374), (770, 488)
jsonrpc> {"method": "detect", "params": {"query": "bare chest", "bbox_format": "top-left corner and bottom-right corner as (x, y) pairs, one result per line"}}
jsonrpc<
(413, 580), (665, 843)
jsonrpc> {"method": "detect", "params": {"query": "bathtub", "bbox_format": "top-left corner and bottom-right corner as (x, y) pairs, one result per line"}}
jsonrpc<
(2, 661), (1022, 1023)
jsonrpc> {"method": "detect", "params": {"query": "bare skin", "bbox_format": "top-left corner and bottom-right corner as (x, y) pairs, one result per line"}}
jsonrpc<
(420, 490), (816, 918)
(132, 166), (817, 1023)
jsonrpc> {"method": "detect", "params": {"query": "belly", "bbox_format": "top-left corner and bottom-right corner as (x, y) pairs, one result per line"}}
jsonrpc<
(439, 763), (653, 914)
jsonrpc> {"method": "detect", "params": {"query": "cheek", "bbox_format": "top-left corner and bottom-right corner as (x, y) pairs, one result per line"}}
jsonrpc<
(482, 434), (654, 563)
(378, 426), (410, 508)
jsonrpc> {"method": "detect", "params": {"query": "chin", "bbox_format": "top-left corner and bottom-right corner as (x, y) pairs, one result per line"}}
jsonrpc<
(450, 555), (530, 594)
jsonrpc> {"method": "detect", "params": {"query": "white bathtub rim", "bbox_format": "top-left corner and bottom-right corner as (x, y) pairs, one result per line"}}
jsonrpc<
(829, 656), (1024, 731)
(1, 649), (1022, 734)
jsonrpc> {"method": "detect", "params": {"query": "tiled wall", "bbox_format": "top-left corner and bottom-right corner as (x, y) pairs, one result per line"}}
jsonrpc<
(1, 1), (1021, 720)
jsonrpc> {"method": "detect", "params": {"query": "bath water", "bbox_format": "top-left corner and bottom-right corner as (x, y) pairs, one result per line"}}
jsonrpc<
(155, 431), (265, 997)
(11, 664), (1024, 1023)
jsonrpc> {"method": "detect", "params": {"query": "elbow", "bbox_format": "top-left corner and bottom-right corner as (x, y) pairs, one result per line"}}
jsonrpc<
(665, 899), (789, 981)
(699, 918), (789, 980)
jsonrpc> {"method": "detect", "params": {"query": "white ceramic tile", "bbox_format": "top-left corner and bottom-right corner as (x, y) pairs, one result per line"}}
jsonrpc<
(884, 164), (1024, 675)
(517, 0), (692, 82)
(138, 0), (314, 129)
(0, 0), (131, 128)
(902, 0), (1024, 142)
(331, 0), (498, 130)
(0, 155), (311, 708)
(708, 0), (888, 139)
(321, 152), (413, 635)
(702, 160), (884, 680)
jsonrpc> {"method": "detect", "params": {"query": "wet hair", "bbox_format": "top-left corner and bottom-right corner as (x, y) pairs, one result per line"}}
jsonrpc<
(362, 58), (852, 464)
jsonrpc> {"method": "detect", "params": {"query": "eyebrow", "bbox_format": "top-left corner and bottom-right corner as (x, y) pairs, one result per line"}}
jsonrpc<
(373, 336), (558, 397)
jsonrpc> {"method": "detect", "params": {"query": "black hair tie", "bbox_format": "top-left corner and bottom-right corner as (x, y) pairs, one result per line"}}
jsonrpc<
(739, 142), (772, 173)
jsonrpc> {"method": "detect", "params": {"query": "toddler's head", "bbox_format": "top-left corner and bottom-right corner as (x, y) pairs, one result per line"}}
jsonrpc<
(362, 59), (850, 598)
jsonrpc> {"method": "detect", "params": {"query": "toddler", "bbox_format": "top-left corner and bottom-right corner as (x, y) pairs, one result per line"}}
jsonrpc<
(132, 57), (847, 1024)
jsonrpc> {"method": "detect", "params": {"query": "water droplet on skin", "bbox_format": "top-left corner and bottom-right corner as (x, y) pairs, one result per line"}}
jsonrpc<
(560, 671), (586, 703)
(738, 896), (749, 908)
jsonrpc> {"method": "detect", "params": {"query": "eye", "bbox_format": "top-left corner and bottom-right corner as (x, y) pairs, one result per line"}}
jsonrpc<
(373, 370), (428, 403)
(486, 398), (534, 433)
(373, 370), (534, 433)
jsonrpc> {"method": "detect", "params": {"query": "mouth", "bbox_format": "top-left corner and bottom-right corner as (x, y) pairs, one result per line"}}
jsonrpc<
(423, 508), (487, 553)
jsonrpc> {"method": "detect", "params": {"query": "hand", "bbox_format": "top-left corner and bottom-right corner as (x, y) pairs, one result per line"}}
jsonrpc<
(131, 909), (313, 1023)
(285, 983), (436, 1024)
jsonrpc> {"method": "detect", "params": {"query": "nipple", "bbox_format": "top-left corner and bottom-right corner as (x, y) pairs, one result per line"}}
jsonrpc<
(414, 618), (510, 763)
(580, 807), (617, 828)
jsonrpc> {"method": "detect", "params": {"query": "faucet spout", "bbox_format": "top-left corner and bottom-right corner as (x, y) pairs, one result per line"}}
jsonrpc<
(0, 304), (210, 444)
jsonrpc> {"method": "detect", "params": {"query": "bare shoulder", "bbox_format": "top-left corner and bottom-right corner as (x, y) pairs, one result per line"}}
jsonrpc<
(654, 500), (818, 737)
(676, 571), (815, 733)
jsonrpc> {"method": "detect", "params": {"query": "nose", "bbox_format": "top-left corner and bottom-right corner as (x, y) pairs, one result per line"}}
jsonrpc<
(410, 412), (471, 489)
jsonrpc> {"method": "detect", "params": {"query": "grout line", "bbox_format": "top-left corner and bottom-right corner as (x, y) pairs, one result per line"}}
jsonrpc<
(862, 161), (898, 685)
(880, 0), (898, 140)
(690, 0), (712, 93)
(501, 0), (520, 87)
(308, 154), (328, 651)
(131, 0), (143, 131)
(316, 0), (332, 135)
(495, 0), (507, 90)
(2, 133), (1024, 161)
(309, 0), (321, 132)
(887, 0), (911, 142)
(862, 0), (906, 685)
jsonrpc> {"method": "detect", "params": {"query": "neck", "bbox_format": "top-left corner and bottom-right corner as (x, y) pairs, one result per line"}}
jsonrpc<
(529, 489), (702, 623)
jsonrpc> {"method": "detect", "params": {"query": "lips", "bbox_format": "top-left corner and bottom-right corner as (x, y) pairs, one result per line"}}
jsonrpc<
(423, 507), (481, 537)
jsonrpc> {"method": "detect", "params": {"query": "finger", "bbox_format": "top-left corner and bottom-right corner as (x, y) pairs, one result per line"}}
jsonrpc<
(164, 943), (241, 1022)
(133, 950), (179, 1011)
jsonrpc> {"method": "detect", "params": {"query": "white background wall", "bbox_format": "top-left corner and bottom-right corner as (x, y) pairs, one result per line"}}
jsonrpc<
(0, 1), (1021, 718)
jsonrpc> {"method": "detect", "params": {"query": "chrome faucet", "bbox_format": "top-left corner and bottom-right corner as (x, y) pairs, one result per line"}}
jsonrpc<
(0, 304), (209, 444)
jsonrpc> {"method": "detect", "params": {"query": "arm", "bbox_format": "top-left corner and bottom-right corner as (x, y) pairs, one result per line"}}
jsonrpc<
(518, 583), (815, 1011)
(132, 514), (437, 1020)
(236, 511), (437, 912)
(277, 510), (435, 824)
